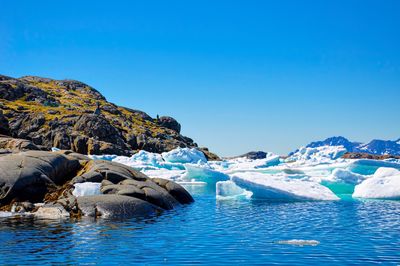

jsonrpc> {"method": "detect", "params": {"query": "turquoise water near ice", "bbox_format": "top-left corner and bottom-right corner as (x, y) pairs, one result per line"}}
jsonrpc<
(0, 187), (399, 265)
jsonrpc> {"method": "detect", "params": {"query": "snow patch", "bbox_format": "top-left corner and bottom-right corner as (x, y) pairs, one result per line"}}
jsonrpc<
(72, 182), (101, 197)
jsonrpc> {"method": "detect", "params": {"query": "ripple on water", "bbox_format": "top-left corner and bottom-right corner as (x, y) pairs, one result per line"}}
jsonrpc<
(0, 196), (400, 265)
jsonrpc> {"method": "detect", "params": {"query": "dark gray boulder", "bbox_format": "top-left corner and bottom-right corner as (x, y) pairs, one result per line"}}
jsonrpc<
(76, 195), (160, 218)
(0, 151), (80, 203)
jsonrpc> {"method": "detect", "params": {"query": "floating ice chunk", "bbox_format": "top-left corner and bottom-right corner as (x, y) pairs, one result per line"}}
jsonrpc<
(353, 167), (400, 199)
(142, 169), (185, 181)
(162, 148), (207, 164)
(184, 163), (229, 185)
(220, 156), (281, 175)
(112, 150), (165, 169)
(326, 168), (366, 185)
(216, 181), (252, 200)
(51, 147), (61, 152)
(89, 154), (119, 161)
(72, 182), (101, 197)
(177, 181), (207, 186)
(321, 169), (366, 195)
(286, 145), (347, 165)
(231, 172), (339, 201)
(0, 211), (14, 218)
(276, 239), (320, 246)
(108, 151), (184, 171)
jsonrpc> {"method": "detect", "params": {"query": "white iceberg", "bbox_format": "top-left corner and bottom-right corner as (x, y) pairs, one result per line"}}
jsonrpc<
(216, 180), (252, 200)
(286, 145), (347, 165)
(162, 148), (207, 164)
(72, 182), (101, 197)
(353, 167), (400, 200)
(231, 172), (339, 201)
(89, 154), (119, 161)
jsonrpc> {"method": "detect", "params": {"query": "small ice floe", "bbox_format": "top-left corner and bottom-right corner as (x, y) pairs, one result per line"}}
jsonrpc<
(51, 147), (61, 152)
(353, 167), (400, 200)
(177, 181), (207, 186)
(72, 182), (101, 197)
(231, 172), (339, 201)
(216, 180), (252, 200)
(183, 164), (230, 186)
(276, 239), (320, 246)
(0, 211), (14, 218)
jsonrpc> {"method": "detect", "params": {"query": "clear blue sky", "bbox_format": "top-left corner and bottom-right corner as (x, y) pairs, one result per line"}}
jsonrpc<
(1, 0), (399, 156)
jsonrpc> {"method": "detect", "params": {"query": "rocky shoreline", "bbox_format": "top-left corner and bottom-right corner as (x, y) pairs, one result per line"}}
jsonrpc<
(0, 136), (193, 219)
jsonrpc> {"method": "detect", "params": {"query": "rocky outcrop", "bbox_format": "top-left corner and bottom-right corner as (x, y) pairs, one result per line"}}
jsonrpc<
(0, 135), (43, 151)
(0, 147), (194, 219)
(0, 110), (9, 135)
(157, 116), (181, 133)
(0, 75), (218, 157)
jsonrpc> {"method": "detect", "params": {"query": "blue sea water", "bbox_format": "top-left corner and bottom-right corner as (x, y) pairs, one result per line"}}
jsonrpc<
(0, 187), (399, 265)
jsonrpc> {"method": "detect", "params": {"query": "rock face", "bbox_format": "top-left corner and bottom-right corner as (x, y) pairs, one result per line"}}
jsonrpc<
(157, 116), (181, 133)
(0, 147), (194, 219)
(0, 75), (217, 156)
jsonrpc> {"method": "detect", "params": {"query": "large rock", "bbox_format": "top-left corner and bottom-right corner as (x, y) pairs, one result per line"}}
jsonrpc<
(157, 116), (181, 133)
(76, 195), (160, 218)
(0, 136), (42, 151)
(0, 151), (80, 204)
(0, 111), (9, 135)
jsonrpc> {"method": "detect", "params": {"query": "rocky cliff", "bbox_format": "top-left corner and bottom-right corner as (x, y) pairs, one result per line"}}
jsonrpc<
(0, 74), (218, 158)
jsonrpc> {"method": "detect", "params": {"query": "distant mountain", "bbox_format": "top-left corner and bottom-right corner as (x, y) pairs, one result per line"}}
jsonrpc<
(298, 136), (400, 156)
(306, 136), (361, 152)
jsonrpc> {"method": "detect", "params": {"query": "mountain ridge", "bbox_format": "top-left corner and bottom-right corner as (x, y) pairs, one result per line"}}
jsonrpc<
(301, 136), (400, 156)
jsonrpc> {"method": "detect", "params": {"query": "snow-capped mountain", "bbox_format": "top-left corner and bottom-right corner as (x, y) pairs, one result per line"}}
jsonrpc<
(297, 136), (400, 156)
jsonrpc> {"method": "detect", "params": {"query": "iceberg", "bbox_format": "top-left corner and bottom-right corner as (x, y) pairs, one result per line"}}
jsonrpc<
(162, 148), (207, 164)
(231, 172), (339, 201)
(216, 180), (252, 200)
(72, 182), (101, 197)
(286, 145), (347, 165)
(184, 163), (230, 185)
(353, 167), (400, 200)
(321, 168), (366, 195)
(142, 169), (185, 181)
